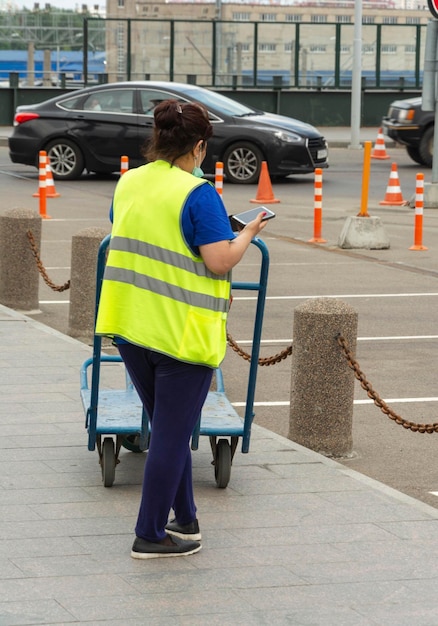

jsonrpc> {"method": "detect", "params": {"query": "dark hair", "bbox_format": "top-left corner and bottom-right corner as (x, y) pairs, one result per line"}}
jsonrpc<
(144, 99), (213, 163)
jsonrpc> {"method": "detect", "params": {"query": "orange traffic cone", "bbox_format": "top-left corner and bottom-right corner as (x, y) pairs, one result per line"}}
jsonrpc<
(45, 158), (60, 198)
(33, 155), (60, 198)
(379, 163), (406, 206)
(371, 127), (390, 160)
(250, 161), (280, 204)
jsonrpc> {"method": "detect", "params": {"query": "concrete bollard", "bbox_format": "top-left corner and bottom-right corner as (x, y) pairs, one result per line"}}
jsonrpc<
(0, 208), (42, 312)
(288, 298), (358, 458)
(68, 227), (109, 342)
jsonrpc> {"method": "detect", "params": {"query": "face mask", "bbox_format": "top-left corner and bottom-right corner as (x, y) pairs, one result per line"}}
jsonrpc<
(192, 146), (205, 178)
(192, 166), (204, 178)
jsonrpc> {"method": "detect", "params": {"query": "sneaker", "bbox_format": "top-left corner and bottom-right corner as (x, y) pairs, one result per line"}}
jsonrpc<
(131, 535), (201, 559)
(165, 518), (202, 541)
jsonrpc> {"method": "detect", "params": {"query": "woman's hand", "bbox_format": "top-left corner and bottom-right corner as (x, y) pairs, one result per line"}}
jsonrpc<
(240, 211), (269, 238)
(200, 211), (269, 275)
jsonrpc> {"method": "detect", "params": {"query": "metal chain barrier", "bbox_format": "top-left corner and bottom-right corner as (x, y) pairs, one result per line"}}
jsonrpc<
(227, 332), (292, 366)
(337, 333), (438, 434)
(27, 230), (70, 292)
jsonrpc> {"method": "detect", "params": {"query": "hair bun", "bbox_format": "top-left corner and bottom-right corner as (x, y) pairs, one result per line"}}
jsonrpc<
(154, 99), (183, 130)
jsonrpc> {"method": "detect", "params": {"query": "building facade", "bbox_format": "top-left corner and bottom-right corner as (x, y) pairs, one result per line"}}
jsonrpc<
(102, 0), (431, 86)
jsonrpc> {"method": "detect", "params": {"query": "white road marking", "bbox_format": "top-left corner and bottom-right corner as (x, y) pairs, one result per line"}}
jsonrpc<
(236, 335), (438, 344)
(232, 398), (438, 408)
(233, 293), (438, 301)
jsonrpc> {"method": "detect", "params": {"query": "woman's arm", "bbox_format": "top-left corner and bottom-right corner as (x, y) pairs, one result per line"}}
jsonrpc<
(199, 212), (268, 275)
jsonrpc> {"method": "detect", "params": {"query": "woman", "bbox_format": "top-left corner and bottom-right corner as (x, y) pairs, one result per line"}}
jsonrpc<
(95, 99), (267, 559)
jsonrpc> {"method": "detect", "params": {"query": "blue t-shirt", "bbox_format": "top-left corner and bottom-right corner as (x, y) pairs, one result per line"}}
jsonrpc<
(181, 182), (236, 254)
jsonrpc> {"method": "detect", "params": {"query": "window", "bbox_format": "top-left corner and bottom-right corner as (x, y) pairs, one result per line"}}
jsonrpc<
(97, 89), (134, 113)
(58, 94), (86, 110)
(139, 89), (184, 116)
(118, 0), (124, 7)
(382, 44), (397, 54)
(261, 13), (276, 22)
(232, 42), (250, 53)
(60, 89), (135, 114)
(383, 16), (398, 24)
(405, 44), (416, 53)
(362, 44), (374, 54)
(258, 43), (276, 52)
(362, 16), (375, 24)
(406, 16), (420, 24)
(336, 15), (351, 23)
(341, 45), (351, 54)
(232, 12), (250, 20)
(285, 14), (302, 22)
(311, 15), (327, 23)
(84, 95), (104, 111)
(284, 42), (293, 52)
(310, 45), (326, 54)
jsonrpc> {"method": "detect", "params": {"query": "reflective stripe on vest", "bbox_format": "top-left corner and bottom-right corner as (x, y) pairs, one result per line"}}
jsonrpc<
(110, 235), (226, 282)
(104, 265), (229, 313)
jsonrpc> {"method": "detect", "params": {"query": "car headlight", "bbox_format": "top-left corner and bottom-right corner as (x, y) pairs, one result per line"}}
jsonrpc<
(273, 130), (303, 143)
(398, 108), (415, 122)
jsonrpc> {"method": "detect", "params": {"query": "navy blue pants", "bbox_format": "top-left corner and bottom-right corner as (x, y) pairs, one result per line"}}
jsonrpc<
(118, 343), (213, 542)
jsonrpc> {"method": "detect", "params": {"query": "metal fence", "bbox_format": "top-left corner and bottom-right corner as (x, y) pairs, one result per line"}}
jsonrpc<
(83, 17), (425, 90)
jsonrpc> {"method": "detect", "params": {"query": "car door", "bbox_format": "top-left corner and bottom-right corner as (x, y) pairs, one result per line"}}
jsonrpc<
(70, 88), (141, 170)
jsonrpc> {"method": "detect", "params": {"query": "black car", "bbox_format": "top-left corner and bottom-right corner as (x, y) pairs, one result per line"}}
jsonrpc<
(382, 96), (434, 167)
(9, 81), (328, 183)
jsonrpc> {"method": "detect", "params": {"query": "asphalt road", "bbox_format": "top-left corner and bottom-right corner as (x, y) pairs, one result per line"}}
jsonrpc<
(2, 143), (438, 509)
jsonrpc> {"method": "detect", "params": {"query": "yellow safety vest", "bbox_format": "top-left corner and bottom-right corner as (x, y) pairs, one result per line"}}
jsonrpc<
(95, 160), (232, 368)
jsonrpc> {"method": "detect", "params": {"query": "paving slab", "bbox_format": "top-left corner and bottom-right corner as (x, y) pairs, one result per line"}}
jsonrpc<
(2, 303), (438, 625)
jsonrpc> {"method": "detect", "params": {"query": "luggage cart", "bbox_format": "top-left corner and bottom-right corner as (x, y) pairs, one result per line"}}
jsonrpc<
(80, 233), (269, 488)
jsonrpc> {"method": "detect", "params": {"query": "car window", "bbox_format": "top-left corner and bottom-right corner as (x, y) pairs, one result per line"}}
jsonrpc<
(84, 94), (105, 111)
(96, 90), (135, 113)
(139, 89), (186, 116)
(176, 87), (255, 117)
(58, 94), (85, 110)
(58, 89), (135, 114)
(138, 88), (221, 122)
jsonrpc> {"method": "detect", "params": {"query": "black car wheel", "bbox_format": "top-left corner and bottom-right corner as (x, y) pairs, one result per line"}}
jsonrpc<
(223, 142), (263, 184)
(418, 126), (434, 168)
(45, 138), (85, 180)
(406, 145), (427, 166)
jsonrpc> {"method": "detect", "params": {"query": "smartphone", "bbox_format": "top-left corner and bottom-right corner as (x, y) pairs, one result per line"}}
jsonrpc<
(231, 206), (276, 229)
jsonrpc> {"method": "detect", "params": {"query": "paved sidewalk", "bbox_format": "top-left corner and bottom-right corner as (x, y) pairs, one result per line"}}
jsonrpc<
(2, 303), (438, 625)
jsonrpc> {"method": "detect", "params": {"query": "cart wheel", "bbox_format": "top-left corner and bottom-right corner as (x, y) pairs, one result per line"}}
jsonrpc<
(102, 437), (116, 487)
(214, 439), (232, 489)
(121, 434), (143, 453)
